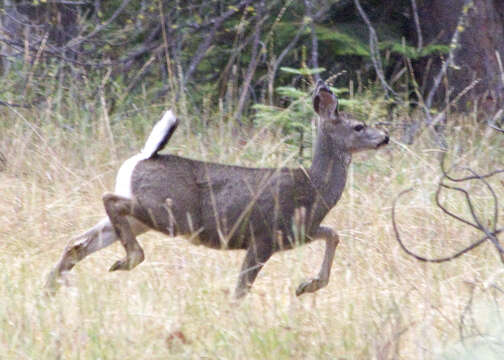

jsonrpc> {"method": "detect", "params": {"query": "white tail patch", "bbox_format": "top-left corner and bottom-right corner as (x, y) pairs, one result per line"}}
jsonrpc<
(141, 110), (178, 159)
(114, 110), (178, 198)
(114, 153), (144, 198)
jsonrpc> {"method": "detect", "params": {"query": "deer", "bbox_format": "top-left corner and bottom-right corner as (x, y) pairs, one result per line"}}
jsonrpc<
(45, 80), (389, 299)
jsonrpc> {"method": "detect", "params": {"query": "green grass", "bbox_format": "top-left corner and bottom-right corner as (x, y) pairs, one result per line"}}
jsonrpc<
(0, 107), (503, 359)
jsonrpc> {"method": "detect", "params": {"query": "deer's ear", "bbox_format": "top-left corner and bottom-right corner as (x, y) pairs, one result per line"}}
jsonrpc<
(314, 90), (338, 117)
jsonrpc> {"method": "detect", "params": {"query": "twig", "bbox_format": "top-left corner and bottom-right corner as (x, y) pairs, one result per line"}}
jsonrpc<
(392, 188), (498, 263)
(118, 52), (158, 105)
(0, 36), (154, 68)
(234, 2), (266, 123)
(392, 150), (503, 264)
(354, 0), (398, 99)
(218, 20), (262, 99)
(459, 282), (477, 344)
(425, 0), (473, 110)
(440, 151), (504, 182)
(489, 123), (504, 133)
(23, 32), (48, 99)
(266, 4), (330, 104)
(65, 0), (132, 49)
(304, 0), (320, 82)
(0, 100), (31, 109)
(267, 22), (308, 104)
(183, 0), (255, 86)
(410, 0), (423, 50)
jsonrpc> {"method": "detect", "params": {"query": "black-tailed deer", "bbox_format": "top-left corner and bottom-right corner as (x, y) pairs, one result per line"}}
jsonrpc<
(46, 80), (389, 298)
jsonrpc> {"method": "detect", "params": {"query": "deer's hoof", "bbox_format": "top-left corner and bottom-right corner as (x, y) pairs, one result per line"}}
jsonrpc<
(109, 259), (129, 271)
(44, 271), (60, 296)
(109, 251), (144, 272)
(295, 277), (327, 296)
(43, 270), (73, 296)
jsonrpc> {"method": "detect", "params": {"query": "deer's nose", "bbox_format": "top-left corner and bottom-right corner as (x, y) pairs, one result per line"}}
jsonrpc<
(384, 135), (390, 144)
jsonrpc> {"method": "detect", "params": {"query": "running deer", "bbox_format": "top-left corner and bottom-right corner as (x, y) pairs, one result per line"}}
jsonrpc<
(45, 80), (389, 298)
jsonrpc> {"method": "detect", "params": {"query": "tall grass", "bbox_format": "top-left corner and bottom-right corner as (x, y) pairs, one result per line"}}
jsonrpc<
(0, 102), (503, 359)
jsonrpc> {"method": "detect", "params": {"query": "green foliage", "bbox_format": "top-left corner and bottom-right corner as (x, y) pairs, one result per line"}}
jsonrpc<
(279, 67), (326, 75)
(380, 41), (450, 59)
(315, 24), (370, 57)
(253, 85), (314, 161)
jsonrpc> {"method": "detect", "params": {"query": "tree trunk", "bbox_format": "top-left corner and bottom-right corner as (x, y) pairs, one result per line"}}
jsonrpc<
(417, 0), (504, 111)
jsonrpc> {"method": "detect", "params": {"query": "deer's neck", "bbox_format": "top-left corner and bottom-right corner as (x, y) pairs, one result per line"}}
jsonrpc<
(308, 129), (351, 219)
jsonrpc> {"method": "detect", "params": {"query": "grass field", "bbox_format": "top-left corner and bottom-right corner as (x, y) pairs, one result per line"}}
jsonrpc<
(0, 107), (503, 359)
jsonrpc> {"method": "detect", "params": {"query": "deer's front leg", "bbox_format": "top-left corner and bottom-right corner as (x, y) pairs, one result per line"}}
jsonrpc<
(296, 226), (339, 296)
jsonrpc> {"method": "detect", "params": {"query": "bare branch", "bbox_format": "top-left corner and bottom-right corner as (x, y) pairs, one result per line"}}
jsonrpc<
(354, 0), (398, 99)
(183, 0), (255, 86)
(435, 182), (481, 231)
(267, 4), (331, 104)
(489, 123), (504, 133)
(392, 188), (499, 263)
(234, 2), (266, 123)
(304, 0), (320, 82)
(440, 151), (504, 182)
(0, 100), (31, 109)
(425, 0), (473, 110)
(0, 36), (145, 68)
(392, 149), (503, 264)
(65, 0), (132, 49)
(410, 0), (423, 50)
(267, 23), (307, 104)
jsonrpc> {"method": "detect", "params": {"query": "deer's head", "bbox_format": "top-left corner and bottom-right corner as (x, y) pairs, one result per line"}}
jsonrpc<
(313, 80), (389, 153)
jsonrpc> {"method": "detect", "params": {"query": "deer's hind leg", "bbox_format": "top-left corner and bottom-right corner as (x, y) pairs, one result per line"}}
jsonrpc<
(234, 240), (273, 299)
(45, 218), (117, 291)
(103, 192), (146, 271)
(45, 217), (148, 292)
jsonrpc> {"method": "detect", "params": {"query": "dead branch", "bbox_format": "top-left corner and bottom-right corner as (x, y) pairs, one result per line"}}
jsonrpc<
(425, 0), (473, 110)
(304, 0), (320, 82)
(218, 24), (262, 100)
(410, 0), (423, 50)
(65, 0), (132, 49)
(267, 23), (307, 103)
(183, 0), (255, 86)
(0, 36), (152, 68)
(489, 123), (504, 133)
(459, 282), (480, 345)
(0, 100), (31, 109)
(266, 4), (330, 104)
(392, 151), (503, 264)
(440, 150), (504, 182)
(0, 151), (6, 171)
(234, 1), (266, 123)
(354, 0), (398, 99)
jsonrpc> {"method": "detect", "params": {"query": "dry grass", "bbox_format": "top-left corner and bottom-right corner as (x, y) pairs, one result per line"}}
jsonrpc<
(0, 108), (503, 359)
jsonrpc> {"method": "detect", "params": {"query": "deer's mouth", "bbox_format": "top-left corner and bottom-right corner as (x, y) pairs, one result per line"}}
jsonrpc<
(376, 135), (390, 148)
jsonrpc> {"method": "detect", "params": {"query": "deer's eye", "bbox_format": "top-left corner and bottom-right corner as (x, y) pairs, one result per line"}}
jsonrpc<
(353, 124), (365, 132)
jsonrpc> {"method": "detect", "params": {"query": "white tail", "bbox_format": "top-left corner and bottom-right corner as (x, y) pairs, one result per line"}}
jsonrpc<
(141, 110), (178, 159)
